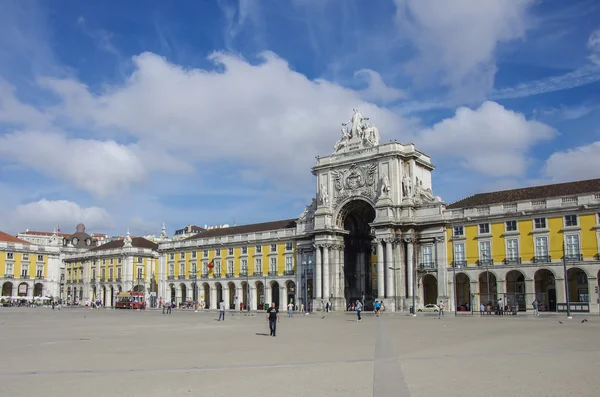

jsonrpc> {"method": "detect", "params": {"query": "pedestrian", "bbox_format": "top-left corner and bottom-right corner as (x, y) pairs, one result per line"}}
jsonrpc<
(218, 300), (225, 321)
(287, 302), (294, 317)
(355, 300), (362, 322)
(532, 298), (539, 316)
(438, 300), (445, 319)
(374, 300), (381, 317)
(266, 302), (279, 337)
(167, 301), (172, 314)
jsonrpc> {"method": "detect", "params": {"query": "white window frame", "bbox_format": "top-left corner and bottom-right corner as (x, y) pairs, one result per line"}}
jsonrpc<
(255, 258), (262, 273)
(215, 249), (221, 256)
(564, 215), (578, 227)
(270, 257), (277, 273)
(505, 220), (517, 232)
(478, 240), (492, 264)
(228, 260), (234, 274)
(6, 262), (13, 275)
(202, 261), (208, 275)
(192, 251), (197, 259)
(228, 248), (234, 256)
(478, 223), (490, 234)
(169, 263), (174, 277)
(7, 252), (14, 260)
(285, 242), (293, 251)
(203, 250), (209, 258)
(565, 234), (581, 257)
(22, 253), (29, 261)
(506, 238), (519, 261)
(270, 244), (277, 252)
(242, 246), (248, 254)
(36, 264), (43, 278)
(214, 260), (221, 276)
(534, 236), (549, 258)
(453, 226), (464, 236)
(422, 245), (433, 266)
(241, 259), (248, 273)
(285, 257), (293, 272)
(256, 245), (262, 253)
(453, 243), (465, 265)
(179, 263), (185, 276)
(534, 217), (546, 229)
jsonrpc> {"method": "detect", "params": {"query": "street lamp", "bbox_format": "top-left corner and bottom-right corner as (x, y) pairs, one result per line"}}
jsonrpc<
(562, 241), (572, 319)
(388, 266), (400, 312)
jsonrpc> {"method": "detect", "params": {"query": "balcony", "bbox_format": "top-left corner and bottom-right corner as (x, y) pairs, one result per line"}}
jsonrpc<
(36, 276), (45, 280)
(20, 275), (29, 279)
(240, 270), (248, 277)
(418, 262), (437, 271)
(213, 273), (222, 278)
(452, 261), (466, 268)
(268, 271), (278, 276)
(90, 277), (96, 282)
(107, 278), (113, 282)
(253, 272), (263, 277)
(565, 254), (583, 262)
(200, 273), (209, 279)
(167, 275), (175, 280)
(178, 275), (186, 280)
(533, 255), (551, 263)
(116, 277), (121, 282)
(477, 259), (494, 267)
(226, 273), (234, 278)
(284, 270), (295, 276)
(100, 277), (106, 282)
(503, 257), (522, 265)
(78, 279), (83, 283)
(3, 274), (14, 279)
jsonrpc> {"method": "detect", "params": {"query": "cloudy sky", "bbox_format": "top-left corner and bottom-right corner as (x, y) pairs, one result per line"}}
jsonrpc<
(1, 0), (599, 236)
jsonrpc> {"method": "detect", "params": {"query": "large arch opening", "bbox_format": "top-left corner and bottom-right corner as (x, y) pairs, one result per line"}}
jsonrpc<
(215, 282), (223, 305)
(180, 283), (187, 304)
(286, 281), (296, 306)
(567, 267), (588, 303)
(506, 270), (526, 311)
(255, 281), (265, 310)
(534, 269), (556, 312)
(422, 274), (438, 305)
(2, 282), (13, 297)
(270, 281), (280, 308)
(455, 273), (471, 311)
(338, 199), (376, 307)
(478, 271), (497, 306)
(202, 283), (210, 308)
(18, 282), (29, 297)
(34, 283), (43, 297)
(227, 282), (236, 309)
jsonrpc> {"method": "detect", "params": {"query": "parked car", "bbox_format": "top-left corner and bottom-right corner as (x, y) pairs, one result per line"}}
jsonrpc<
(418, 304), (439, 313)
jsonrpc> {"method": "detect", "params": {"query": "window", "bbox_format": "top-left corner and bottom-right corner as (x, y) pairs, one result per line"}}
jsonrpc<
(7, 252), (13, 260)
(256, 245), (262, 253)
(214, 260), (221, 276)
(270, 244), (277, 252)
(192, 251), (197, 259)
(422, 245), (433, 267)
(109, 268), (114, 280)
(534, 218), (546, 229)
(285, 257), (293, 272)
(202, 261), (208, 275)
(506, 239), (519, 261)
(110, 259), (114, 264)
(270, 257), (277, 273)
(169, 263), (174, 277)
(22, 253), (29, 261)
(255, 258), (262, 273)
(103, 259), (106, 265)
(242, 246), (248, 254)
(228, 247), (234, 256)
(564, 215), (578, 227)
(118, 258), (122, 264)
(228, 260), (234, 274)
(169, 253), (175, 260)
(285, 242), (293, 251)
(454, 243), (465, 264)
(92, 269), (96, 279)
(479, 241), (491, 264)
(101, 269), (106, 279)
(566, 234), (580, 256)
(179, 263), (185, 276)
(6, 263), (13, 275)
(478, 223), (490, 234)
(117, 268), (121, 280)
(36, 264), (43, 278)
(180, 252), (185, 260)
(215, 249), (221, 256)
(535, 236), (548, 258)
(20, 264), (28, 277)
(505, 220), (517, 232)
(203, 250), (208, 258)
(241, 259), (248, 274)
(138, 257), (143, 263)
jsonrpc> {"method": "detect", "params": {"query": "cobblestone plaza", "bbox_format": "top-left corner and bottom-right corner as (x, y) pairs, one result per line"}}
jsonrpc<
(0, 308), (598, 397)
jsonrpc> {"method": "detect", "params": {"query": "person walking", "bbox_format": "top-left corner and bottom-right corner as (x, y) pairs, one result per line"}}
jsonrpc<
(355, 300), (362, 322)
(267, 302), (280, 336)
(218, 300), (225, 321)
(438, 300), (445, 319)
(166, 301), (172, 314)
(287, 302), (294, 317)
(374, 300), (381, 317)
(532, 298), (539, 316)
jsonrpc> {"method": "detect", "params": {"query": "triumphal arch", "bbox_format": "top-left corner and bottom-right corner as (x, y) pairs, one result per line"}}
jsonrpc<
(295, 109), (449, 312)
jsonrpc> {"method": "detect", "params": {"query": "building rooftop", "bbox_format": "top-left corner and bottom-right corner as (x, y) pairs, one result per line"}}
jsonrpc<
(0, 231), (30, 244)
(447, 178), (600, 209)
(185, 219), (297, 241)
(90, 237), (158, 251)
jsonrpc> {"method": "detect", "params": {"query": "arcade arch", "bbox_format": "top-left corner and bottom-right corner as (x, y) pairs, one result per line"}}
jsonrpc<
(478, 271), (497, 306)
(455, 273), (470, 310)
(506, 270), (526, 311)
(421, 274), (437, 305)
(567, 267), (588, 303)
(534, 269), (556, 312)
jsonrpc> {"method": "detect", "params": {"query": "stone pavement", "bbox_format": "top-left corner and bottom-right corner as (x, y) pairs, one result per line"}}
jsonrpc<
(0, 308), (598, 397)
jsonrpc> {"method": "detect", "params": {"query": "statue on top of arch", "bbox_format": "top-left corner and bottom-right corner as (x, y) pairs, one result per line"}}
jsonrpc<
(334, 108), (380, 153)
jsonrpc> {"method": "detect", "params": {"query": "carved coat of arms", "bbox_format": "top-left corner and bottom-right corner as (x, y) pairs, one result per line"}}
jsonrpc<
(331, 163), (377, 206)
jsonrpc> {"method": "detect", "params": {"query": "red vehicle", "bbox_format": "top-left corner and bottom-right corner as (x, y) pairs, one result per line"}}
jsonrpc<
(115, 291), (146, 310)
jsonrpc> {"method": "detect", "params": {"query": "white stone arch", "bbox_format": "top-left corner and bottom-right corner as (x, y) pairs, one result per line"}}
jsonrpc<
(334, 196), (376, 229)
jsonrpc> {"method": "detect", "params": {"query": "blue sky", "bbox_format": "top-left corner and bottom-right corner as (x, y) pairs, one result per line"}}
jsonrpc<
(1, 0), (600, 236)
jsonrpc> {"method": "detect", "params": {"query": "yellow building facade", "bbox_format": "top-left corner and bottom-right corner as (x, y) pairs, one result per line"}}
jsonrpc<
(444, 181), (600, 314)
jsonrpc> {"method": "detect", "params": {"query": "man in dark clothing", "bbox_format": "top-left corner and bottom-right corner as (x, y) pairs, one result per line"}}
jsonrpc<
(266, 302), (279, 337)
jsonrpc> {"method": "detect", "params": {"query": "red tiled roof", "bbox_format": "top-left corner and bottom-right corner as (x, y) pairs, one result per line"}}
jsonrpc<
(0, 231), (30, 244)
(447, 178), (600, 209)
(185, 219), (297, 240)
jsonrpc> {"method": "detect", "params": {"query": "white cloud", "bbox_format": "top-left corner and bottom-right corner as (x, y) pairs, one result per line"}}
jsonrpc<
(6, 199), (114, 233)
(354, 69), (406, 104)
(588, 28), (600, 65)
(544, 142), (600, 182)
(394, 0), (533, 100)
(0, 131), (146, 198)
(418, 101), (555, 177)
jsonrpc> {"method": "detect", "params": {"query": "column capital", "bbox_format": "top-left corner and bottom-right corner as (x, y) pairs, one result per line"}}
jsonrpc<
(383, 237), (395, 244)
(403, 236), (417, 244)
(433, 236), (445, 243)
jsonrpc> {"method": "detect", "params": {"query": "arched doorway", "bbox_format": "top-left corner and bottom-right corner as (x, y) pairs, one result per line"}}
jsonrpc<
(202, 283), (210, 308)
(506, 270), (526, 311)
(271, 281), (280, 308)
(422, 274), (437, 305)
(256, 281), (265, 310)
(169, 284), (176, 303)
(180, 283), (187, 303)
(33, 283), (43, 297)
(133, 285), (145, 292)
(101, 286), (106, 305)
(109, 286), (114, 307)
(17, 282), (28, 297)
(534, 269), (556, 312)
(92, 286), (97, 300)
(337, 199), (376, 306)
(72, 287), (77, 303)
(227, 282), (236, 309)
(478, 271), (497, 306)
(241, 281), (249, 309)
(455, 273), (470, 311)
(286, 281), (296, 306)
(567, 267), (588, 303)
(215, 283), (223, 305)
(2, 282), (13, 297)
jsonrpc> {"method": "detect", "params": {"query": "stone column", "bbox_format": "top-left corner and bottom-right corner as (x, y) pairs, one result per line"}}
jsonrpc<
(323, 244), (330, 301)
(385, 239), (394, 298)
(280, 285), (287, 309)
(249, 285), (255, 310)
(315, 245), (322, 300)
(339, 245), (345, 303)
(405, 238), (414, 298)
(210, 286), (217, 309)
(377, 240), (384, 299)
(265, 282), (272, 307)
(394, 240), (405, 300)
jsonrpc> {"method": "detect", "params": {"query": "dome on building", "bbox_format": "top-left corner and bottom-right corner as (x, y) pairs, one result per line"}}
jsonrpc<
(76, 223), (86, 233)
